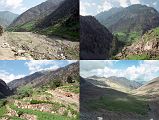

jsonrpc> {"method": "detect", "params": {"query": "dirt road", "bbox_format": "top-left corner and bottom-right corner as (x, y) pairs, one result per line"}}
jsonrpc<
(0, 32), (79, 60)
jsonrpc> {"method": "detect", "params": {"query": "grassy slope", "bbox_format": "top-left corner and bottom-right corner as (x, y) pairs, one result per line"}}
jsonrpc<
(7, 17), (79, 42)
(86, 95), (148, 115)
(0, 82), (79, 120)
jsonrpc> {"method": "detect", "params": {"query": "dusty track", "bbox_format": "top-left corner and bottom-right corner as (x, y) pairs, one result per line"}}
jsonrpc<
(0, 32), (79, 60)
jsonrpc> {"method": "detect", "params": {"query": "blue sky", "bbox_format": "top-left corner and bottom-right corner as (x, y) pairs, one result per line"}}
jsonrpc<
(0, 0), (46, 14)
(0, 60), (77, 83)
(80, 60), (159, 82)
(80, 0), (159, 16)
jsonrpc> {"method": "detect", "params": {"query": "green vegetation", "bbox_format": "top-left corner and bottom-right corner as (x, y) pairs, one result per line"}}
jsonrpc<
(50, 79), (63, 89)
(16, 85), (33, 99)
(60, 84), (79, 94)
(114, 31), (140, 46)
(7, 21), (36, 32)
(0, 106), (7, 117)
(86, 95), (148, 115)
(127, 54), (150, 60)
(41, 19), (79, 41)
(10, 104), (75, 120)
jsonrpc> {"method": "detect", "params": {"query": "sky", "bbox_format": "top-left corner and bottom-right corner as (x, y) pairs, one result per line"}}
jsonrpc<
(80, 60), (159, 82)
(0, 60), (77, 83)
(0, 0), (46, 14)
(80, 0), (159, 16)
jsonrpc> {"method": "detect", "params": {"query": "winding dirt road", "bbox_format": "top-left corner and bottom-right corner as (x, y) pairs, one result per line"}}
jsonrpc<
(0, 32), (79, 60)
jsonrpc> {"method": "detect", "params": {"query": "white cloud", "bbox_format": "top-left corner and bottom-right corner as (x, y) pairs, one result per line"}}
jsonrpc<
(97, 0), (112, 13)
(80, 61), (159, 81)
(25, 61), (60, 74)
(130, 0), (140, 4)
(80, 1), (97, 15)
(119, 0), (130, 7)
(0, 0), (27, 14)
(0, 70), (25, 83)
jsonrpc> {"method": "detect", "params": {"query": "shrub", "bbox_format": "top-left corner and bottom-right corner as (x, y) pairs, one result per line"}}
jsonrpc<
(0, 100), (7, 107)
(67, 76), (75, 83)
(17, 110), (24, 117)
(17, 85), (33, 99)
(50, 79), (62, 89)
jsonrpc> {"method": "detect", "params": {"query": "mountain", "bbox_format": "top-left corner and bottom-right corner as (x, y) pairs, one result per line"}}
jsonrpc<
(96, 7), (124, 25)
(35, 0), (79, 41)
(96, 4), (159, 35)
(0, 11), (18, 27)
(9, 0), (64, 27)
(135, 77), (159, 97)
(106, 76), (142, 91)
(8, 62), (79, 90)
(80, 16), (116, 60)
(8, 0), (79, 41)
(115, 27), (159, 60)
(87, 76), (142, 92)
(0, 79), (12, 98)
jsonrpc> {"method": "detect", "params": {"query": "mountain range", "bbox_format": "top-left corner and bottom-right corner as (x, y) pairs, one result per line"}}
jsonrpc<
(87, 76), (142, 92)
(8, 62), (79, 90)
(8, 0), (79, 41)
(0, 62), (79, 96)
(9, 0), (64, 27)
(0, 11), (18, 27)
(81, 4), (159, 60)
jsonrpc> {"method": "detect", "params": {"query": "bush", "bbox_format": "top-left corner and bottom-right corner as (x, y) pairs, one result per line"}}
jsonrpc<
(17, 85), (33, 99)
(30, 100), (40, 104)
(17, 111), (24, 117)
(67, 76), (75, 83)
(50, 79), (62, 89)
(0, 100), (7, 107)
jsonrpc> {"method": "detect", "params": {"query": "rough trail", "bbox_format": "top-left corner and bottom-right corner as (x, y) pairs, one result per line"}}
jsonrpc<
(0, 32), (79, 60)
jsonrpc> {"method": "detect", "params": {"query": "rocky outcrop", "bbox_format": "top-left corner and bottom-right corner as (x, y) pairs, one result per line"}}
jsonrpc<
(0, 79), (12, 98)
(116, 28), (159, 59)
(0, 25), (3, 36)
(80, 16), (115, 60)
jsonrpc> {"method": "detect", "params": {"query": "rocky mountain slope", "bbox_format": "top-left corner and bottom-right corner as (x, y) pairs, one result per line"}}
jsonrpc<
(95, 7), (124, 26)
(0, 79), (12, 98)
(9, 0), (64, 27)
(135, 77), (159, 97)
(8, 62), (79, 90)
(0, 11), (18, 27)
(96, 4), (159, 34)
(115, 27), (159, 60)
(87, 76), (142, 92)
(80, 16), (116, 60)
(35, 0), (79, 41)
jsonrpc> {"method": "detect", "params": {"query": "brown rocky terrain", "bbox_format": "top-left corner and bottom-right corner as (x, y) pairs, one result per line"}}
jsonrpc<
(0, 32), (79, 60)
(115, 28), (159, 60)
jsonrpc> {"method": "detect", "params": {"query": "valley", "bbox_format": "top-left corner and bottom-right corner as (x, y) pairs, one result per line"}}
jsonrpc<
(81, 4), (159, 60)
(0, 61), (79, 120)
(80, 76), (159, 120)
